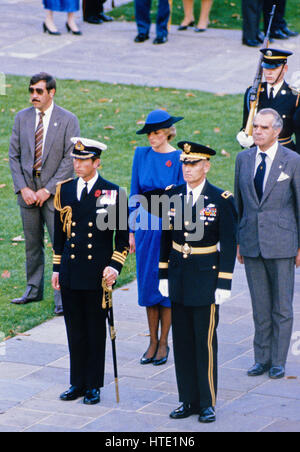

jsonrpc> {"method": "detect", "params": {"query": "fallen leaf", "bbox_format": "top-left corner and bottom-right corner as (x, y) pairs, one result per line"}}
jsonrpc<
(186, 92), (196, 97)
(0, 184), (6, 188)
(286, 376), (297, 379)
(11, 235), (24, 242)
(221, 149), (230, 157)
(193, 130), (201, 135)
(104, 125), (115, 130)
(136, 120), (145, 125)
(1, 270), (10, 279)
(98, 98), (110, 103)
(214, 127), (221, 133)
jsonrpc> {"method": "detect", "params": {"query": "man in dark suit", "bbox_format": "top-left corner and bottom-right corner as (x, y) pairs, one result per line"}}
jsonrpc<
(239, 48), (300, 153)
(241, 0), (263, 47)
(52, 137), (129, 405)
(263, 0), (298, 40)
(82, 0), (113, 24)
(9, 72), (80, 315)
(158, 141), (237, 423)
(235, 108), (300, 380)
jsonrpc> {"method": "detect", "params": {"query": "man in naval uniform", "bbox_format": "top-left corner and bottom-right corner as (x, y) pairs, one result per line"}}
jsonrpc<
(239, 48), (300, 153)
(52, 137), (129, 405)
(158, 141), (237, 423)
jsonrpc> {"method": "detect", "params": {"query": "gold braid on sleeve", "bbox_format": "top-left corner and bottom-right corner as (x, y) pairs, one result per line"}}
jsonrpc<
(54, 181), (73, 239)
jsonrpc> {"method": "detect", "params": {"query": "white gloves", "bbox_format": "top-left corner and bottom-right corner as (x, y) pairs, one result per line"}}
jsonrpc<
(215, 288), (231, 305)
(159, 279), (169, 298)
(236, 131), (254, 148)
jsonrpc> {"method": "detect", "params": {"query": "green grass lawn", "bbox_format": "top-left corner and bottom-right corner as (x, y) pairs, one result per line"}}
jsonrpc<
(0, 75), (242, 338)
(110, 0), (300, 32)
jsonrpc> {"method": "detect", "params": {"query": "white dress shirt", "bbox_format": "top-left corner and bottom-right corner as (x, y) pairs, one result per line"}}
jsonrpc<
(267, 80), (284, 98)
(77, 172), (99, 201)
(35, 102), (54, 153)
(254, 141), (278, 191)
(186, 179), (206, 205)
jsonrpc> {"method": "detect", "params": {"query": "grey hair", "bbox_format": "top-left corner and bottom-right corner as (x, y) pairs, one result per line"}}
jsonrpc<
(255, 108), (283, 131)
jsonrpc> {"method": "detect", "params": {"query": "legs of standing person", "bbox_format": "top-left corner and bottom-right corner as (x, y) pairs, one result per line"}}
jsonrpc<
(155, 0), (171, 40)
(61, 287), (107, 389)
(196, 0), (213, 31)
(44, 9), (59, 33)
(179, 0), (195, 28)
(241, 0), (262, 45)
(244, 256), (294, 368)
(143, 305), (171, 361)
(172, 303), (219, 409)
(135, 0), (152, 37)
(66, 12), (80, 33)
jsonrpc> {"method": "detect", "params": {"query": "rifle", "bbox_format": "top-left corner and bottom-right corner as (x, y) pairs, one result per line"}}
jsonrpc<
(244, 4), (276, 138)
(102, 278), (120, 403)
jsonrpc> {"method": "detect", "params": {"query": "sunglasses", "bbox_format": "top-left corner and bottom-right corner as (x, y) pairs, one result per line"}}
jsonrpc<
(29, 87), (46, 95)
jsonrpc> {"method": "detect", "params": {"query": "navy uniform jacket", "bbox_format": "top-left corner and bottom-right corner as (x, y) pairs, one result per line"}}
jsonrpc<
(159, 181), (237, 307)
(243, 81), (300, 153)
(53, 175), (129, 291)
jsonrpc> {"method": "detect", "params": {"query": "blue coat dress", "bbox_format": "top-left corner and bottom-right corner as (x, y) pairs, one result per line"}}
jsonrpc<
(43, 0), (79, 12)
(129, 146), (184, 307)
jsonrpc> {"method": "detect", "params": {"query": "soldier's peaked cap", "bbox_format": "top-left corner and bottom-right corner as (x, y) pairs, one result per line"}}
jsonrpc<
(260, 48), (293, 69)
(70, 137), (107, 159)
(178, 141), (216, 163)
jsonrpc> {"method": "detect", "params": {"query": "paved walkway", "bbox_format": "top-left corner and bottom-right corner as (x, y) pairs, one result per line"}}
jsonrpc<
(1, 0), (300, 434)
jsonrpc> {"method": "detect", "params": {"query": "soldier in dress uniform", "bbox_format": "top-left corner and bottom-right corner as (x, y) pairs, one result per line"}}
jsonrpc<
(240, 48), (300, 153)
(52, 137), (129, 405)
(158, 141), (237, 423)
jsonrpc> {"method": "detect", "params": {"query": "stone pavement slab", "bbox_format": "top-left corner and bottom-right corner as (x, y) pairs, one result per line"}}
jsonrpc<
(0, 263), (300, 432)
(0, 0), (300, 93)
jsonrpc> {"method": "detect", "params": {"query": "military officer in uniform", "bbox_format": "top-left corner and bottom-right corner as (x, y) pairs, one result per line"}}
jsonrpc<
(239, 48), (300, 153)
(158, 141), (237, 423)
(52, 137), (129, 405)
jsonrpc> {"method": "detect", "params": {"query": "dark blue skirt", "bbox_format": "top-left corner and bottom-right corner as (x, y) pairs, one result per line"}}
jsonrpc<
(43, 0), (79, 12)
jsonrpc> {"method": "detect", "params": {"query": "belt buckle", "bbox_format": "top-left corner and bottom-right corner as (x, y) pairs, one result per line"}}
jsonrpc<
(181, 243), (191, 258)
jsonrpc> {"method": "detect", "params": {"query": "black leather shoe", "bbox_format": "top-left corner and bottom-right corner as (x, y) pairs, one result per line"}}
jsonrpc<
(269, 365), (285, 379)
(99, 13), (114, 22)
(242, 38), (260, 47)
(60, 386), (85, 401)
(280, 26), (298, 37)
(194, 27), (206, 33)
(270, 29), (288, 40)
(153, 36), (168, 45)
(153, 346), (169, 366)
(247, 362), (271, 376)
(134, 33), (149, 43)
(43, 22), (61, 35)
(140, 345), (158, 365)
(83, 388), (100, 405)
(66, 22), (82, 35)
(169, 403), (199, 419)
(178, 21), (195, 31)
(84, 16), (103, 24)
(11, 296), (42, 305)
(198, 406), (216, 423)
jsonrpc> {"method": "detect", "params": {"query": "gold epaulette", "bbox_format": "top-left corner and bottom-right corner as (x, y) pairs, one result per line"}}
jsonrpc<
(56, 178), (73, 186)
(54, 179), (73, 239)
(221, 190), (233, 199)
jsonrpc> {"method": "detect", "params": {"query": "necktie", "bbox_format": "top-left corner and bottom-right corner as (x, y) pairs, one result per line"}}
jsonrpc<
(269, 87), (274, 100)
(187, 190), (194, 207)
(33, 112), (45, 171)
(80, 182), (88, 201)
(254, 153), (267, 201)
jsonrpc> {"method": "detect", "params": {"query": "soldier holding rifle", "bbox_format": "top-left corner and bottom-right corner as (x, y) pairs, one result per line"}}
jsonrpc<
(52, 137), (129, 405)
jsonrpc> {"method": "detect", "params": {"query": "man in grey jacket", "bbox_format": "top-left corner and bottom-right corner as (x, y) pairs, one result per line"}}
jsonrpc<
(235, 108), (300, 379)
(9, 72), (80, 315)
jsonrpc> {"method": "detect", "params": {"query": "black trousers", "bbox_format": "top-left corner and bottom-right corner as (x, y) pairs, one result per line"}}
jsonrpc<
(82, 0), (106, 19)
(263, 0), (286, 33)
(241, 0), (263, 41)
(172, 303), (219, 409)
(61, 286), (107, 389)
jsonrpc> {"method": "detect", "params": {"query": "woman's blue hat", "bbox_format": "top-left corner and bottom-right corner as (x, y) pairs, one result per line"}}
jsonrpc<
(136, 109), (184, 135)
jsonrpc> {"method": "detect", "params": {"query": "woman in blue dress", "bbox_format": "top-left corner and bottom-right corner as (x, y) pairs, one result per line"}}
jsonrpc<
(43, 0), (81, 35)
(129, 110), (184, 366)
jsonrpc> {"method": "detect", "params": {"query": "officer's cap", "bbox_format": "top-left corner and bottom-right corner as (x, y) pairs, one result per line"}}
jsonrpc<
(178, 141), (216, 164)
(136, 109), (184, 135)
(261, 48), (293, 69)
(70, 137), (107, 159)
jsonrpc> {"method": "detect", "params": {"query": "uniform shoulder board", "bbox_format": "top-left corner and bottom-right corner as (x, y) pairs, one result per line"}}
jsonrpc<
(56, 178), (73, 186)
(165, 184), (174, 191)
(221, 190), (233, 199)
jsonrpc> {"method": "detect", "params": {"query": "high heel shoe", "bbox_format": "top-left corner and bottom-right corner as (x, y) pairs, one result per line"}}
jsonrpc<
(153, 346), (170, 366)
(140, 345), (158, 365)
(66, 22), (82, 36)
(43, 22), (61, 36)
(178, 20), (195, 31)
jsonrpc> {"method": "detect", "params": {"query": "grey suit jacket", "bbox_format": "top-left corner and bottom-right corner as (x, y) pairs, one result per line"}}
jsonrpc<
(9, 103), (80, 207)
(234, 144), (300, 258)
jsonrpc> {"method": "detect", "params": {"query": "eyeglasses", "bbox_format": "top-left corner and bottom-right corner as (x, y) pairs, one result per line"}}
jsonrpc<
(29, 87), (45, 95)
